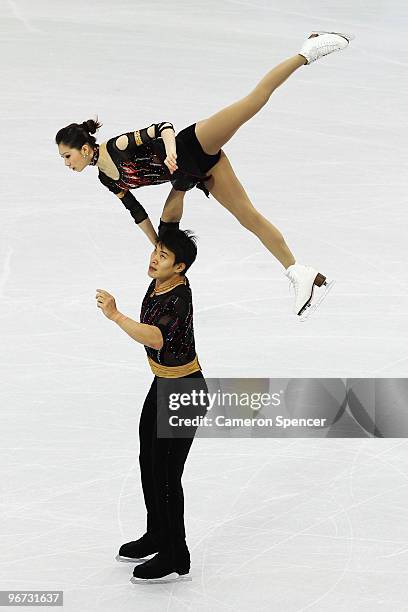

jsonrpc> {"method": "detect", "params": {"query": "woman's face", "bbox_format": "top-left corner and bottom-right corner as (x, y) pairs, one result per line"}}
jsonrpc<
(58, 143), (92, 172)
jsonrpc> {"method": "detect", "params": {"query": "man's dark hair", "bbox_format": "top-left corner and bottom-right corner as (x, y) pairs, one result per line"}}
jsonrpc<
(158, 229), (198, 274)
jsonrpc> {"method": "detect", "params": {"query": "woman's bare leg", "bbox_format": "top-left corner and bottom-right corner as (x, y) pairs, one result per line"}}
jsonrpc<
(205, 151), (295, 268)
(195, 55), (306, 155)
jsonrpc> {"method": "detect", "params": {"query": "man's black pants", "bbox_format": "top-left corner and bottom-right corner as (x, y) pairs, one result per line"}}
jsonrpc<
(138, 371), (207, 561)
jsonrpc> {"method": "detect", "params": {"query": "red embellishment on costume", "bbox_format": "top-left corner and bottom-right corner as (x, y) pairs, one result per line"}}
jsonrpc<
(117, 160), (170, 189)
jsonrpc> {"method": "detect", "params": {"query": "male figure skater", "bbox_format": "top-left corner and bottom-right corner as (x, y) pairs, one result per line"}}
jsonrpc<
(95, 225), (207, 583)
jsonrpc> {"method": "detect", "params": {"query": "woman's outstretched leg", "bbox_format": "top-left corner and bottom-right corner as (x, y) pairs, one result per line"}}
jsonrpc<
(205, 151), (295, 267)
(206, 151), (334, 319)
(195, 55), (306, 155)
(195, 32), (353, 318)
(195, 31), (353, 156)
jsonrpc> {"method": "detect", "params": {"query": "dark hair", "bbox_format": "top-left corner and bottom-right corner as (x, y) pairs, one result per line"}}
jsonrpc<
(55, 117), (102, 149)
(158, 229), (198, 274)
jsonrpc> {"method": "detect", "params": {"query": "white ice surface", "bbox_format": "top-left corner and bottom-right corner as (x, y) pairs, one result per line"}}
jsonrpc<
(1, 0), (408, 610)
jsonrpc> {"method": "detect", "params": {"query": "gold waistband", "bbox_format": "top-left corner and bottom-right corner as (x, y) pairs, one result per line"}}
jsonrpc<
(148, 355), (201, 378)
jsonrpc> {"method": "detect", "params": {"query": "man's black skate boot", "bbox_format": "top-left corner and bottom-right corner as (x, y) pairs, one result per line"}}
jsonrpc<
(174, 541), (190, 574)
(116, 533), (160, 563)
(130, 550), (191, 583)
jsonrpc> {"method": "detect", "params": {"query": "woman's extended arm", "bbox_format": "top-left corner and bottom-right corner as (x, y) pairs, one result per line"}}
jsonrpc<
(138, 217), (158, 245)
(147, 123), (178, 174)
(160, 127), (176, 153)
(115, 190), (157, 244)
(162, 131), (178, 174)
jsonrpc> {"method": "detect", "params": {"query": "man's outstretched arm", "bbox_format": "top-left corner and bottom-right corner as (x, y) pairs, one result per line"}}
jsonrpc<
(95, 289), (163, 350)
(160, 187), (185, 227)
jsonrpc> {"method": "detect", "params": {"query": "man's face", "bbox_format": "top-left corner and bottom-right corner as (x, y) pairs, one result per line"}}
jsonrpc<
(148, 243), (185, 281)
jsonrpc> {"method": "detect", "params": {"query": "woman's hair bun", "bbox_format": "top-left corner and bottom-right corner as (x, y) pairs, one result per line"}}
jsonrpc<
(81, 118), (103, 134)
(55, 116), (102, 149)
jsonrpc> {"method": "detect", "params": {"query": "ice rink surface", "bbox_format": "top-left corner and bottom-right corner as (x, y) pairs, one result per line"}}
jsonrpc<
(1, 0), (408, 609)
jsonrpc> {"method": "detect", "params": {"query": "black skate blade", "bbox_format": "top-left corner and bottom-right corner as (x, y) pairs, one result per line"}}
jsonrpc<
(130, 572), (192, 584)
(298, 280), (335, 322)
(310, 31), (355, 42)
(116, 553), (152, 564)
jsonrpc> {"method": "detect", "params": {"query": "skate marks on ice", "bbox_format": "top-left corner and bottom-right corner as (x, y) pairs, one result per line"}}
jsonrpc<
(5, 0), (42, 33)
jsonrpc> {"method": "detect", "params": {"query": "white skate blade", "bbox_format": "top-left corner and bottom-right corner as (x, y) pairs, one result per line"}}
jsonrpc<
(310, 31), (355, 42)
(116, 554), (152, 564)
(130, 572), (192, 584)
(298, 280), (335, 322)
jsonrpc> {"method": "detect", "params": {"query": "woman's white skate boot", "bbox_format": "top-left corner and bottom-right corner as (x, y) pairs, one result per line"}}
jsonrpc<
(299, 31), (354, 65)
(285, 263), (335, 321)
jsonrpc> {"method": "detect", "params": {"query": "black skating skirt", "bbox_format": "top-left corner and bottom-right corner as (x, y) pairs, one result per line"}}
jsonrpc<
(176, 123), (222, 174)
(173, 123), (222, 197)
(152, 123), (221, 197)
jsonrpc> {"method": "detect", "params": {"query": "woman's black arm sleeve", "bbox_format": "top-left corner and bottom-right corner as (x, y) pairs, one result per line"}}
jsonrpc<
(98, 172), (148, 224)
(120, 190), (148, 224)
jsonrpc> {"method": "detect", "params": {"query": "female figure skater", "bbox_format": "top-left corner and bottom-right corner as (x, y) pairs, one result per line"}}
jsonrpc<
(56, 31), (354, 320)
